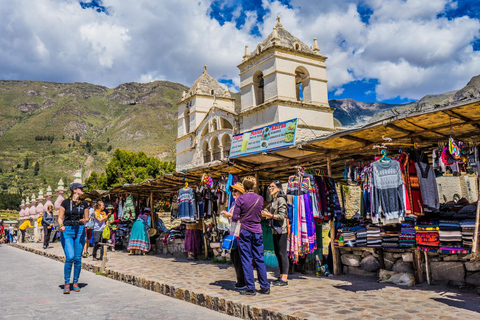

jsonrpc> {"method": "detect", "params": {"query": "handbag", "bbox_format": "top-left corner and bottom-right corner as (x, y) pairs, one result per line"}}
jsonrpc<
(221, 196), (260, 250)
(221, 234), (238, 250)
(85, 217), (94, 229)
(102, 225), (111, 239)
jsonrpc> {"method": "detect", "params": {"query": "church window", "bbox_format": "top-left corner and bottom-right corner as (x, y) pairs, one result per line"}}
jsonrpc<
(253, 71), (265, 106)
(295, 66), (310, 102)
(184, 108), (190, 134)
(220, 118), (233, 129)
(202, 140), (210, 163)
(211, 136), (221, 161)
(221, 134), (232, 159)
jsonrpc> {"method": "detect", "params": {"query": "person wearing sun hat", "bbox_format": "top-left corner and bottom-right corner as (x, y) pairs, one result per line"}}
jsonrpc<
(57, 182), (89, 294)
(220, 182), (246, 290)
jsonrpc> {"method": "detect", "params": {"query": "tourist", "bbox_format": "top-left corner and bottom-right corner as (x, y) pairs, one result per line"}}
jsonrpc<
(262, 180), (289, 287)
(92, 201), (109, 261)
(42, 204), (55, 249)
(232, 176), (270, 295)
(83, 199), (94, 258)
(0, 220), (4, 243)
(58, 182), (89, 294)
(220, 182), (246, 290)
(106, 204), (119, 252)
(127, 210), (150, 255)
(18, 217), (34, 243)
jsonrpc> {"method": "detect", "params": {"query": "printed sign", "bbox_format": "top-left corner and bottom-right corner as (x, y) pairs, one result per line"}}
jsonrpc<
(229, 119), (298, 158)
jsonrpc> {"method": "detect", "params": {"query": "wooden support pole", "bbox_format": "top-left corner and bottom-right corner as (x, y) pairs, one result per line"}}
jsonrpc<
(424, 251), (431, 285)
(150, 192), (155, 228)
(473, 176), (480, 260)
(327, 155), (342, 276)
(377, 248), (386, 269)
(100, 243), (113, 273)
(413, 249), (425, 284)
(202, 218), (208, 259)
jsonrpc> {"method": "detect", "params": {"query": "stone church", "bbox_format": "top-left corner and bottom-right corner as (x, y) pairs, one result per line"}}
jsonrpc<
(176, 18), (335, 171)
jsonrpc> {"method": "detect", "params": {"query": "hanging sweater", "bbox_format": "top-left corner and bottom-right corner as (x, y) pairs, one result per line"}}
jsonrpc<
(371, 160), (406, 224)
(177, 188), (196, 221)
(415, 162), (440, 212)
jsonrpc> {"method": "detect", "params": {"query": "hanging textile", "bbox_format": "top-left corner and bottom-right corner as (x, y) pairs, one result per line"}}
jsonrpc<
(371, 160), (406, 225)
(398, 152), (424, 216)
(415, 161), (440, 212)
(177, 188), (196, 221)
(123, 195), (136, 220)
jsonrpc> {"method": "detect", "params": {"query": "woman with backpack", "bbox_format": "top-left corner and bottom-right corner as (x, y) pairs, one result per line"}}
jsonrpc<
(57, 182), (89, 294)
(262, 180), (289, 287)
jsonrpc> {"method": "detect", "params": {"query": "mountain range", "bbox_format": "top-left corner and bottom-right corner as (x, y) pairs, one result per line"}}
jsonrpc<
(0, 74), (479, 194)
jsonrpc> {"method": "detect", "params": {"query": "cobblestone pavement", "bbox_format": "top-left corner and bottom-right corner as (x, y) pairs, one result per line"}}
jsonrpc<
(0, 244), (235, 320)
(10, 242), (480, 320)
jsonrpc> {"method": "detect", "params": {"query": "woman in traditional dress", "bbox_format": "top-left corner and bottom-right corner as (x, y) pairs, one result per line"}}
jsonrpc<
(127, 209), (150, 255)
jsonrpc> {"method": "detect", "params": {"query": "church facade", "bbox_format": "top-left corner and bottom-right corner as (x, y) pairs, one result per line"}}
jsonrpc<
(176, 18), (335, 171)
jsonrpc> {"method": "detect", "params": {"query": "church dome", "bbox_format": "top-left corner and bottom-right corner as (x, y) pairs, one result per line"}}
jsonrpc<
(249, 18), (320, 59)
(186, 65), (230, 99)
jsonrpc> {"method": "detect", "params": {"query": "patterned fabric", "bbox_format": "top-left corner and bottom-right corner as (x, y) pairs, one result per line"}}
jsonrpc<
(123, 195), (136, 220)
(184, 229), (202, 254)
(127, 218), (150, 252)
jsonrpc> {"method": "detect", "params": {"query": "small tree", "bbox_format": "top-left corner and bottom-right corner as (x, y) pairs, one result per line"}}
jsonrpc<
(34, 161), (40, 176)
(24, 157), (29, 170)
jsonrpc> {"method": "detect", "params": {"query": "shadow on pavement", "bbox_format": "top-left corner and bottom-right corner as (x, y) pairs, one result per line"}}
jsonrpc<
(209, 280), (238, 292)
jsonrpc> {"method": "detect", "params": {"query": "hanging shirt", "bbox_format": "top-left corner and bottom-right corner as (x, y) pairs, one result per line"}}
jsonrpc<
(371, 160), (406, 224)
(415, 162), (440, 212)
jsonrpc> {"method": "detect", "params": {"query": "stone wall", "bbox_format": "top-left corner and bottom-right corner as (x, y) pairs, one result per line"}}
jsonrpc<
(338, 248), (480, 289)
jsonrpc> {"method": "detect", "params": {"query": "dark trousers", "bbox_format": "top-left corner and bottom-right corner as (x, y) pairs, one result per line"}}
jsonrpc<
(238, 229), (270, 291)
(93, 231), (107, 259)
(43, 226), (52, 247)
(273, 233), (289, 276)
(20, 229), (26, 243)
(230, 245), (246, 287)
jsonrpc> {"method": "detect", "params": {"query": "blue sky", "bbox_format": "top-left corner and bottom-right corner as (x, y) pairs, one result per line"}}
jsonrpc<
(0, 0), (479, 104)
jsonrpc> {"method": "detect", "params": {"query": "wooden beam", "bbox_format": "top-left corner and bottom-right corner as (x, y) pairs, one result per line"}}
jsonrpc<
(342, 135), (371, 144)
(266, 153), (293, 160)
(443, 110), (480, 130)
(403, 119), (448, 137)
(386, 123), (414, 135)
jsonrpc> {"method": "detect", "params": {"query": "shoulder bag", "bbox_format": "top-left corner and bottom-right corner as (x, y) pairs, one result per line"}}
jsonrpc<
(221, 196), (260, 251)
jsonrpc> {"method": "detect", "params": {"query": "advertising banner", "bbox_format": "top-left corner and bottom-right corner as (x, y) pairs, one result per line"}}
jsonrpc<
(229, 119), (298, 158)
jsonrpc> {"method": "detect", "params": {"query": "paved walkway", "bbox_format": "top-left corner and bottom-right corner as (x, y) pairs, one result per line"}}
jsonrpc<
(10, 242), (480, 320)
(0, 245), (235, 320)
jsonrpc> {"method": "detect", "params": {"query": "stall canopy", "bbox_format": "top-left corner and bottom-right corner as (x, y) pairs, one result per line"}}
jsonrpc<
(228, 97), (480, 180)
(95, 97), (480, 197)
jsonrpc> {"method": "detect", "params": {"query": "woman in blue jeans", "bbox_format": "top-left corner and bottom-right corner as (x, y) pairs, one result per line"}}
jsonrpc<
(57, 182), (89, 294)
(232, 176), (270, 296)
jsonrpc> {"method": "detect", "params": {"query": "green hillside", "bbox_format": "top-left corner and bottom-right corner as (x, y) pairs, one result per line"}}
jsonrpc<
(0, 80), (188, 194)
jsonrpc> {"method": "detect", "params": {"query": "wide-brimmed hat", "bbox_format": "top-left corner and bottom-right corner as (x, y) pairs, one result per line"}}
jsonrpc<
(106, 204), (114, 210)
(230, 182), (245, 194)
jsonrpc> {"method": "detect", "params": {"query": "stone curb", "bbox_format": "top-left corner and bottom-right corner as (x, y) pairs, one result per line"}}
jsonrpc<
(9, 244), (302, 320)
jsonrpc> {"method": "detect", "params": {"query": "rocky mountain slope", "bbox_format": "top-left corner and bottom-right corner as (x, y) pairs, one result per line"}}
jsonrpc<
(1, 74), (478, 194)
(331, 74), (480, 127)
(0, 80), (188, 193)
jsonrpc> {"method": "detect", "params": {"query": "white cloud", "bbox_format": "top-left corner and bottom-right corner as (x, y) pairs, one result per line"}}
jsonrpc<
(0, 0), (479, 102)
(334, 88), (345, 96)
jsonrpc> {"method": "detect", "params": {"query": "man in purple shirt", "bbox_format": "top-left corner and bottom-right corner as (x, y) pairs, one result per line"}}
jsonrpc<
(232, 176), (270, 295)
